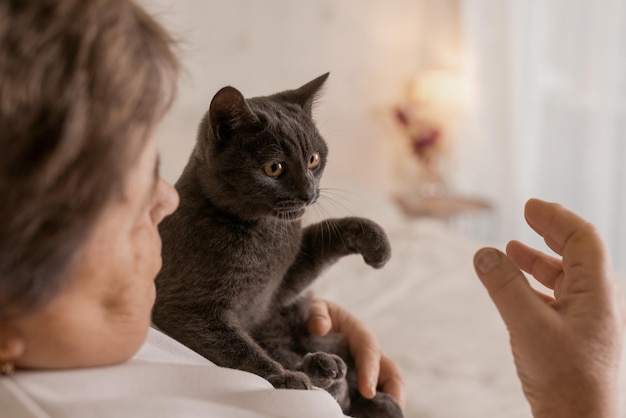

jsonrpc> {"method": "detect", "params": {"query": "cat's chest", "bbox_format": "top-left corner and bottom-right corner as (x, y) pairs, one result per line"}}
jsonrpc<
(229, 220), (300, 262)
(219, 220), (300, 323)
(173, 204), (303, 316)
(203, 216), (301, 287)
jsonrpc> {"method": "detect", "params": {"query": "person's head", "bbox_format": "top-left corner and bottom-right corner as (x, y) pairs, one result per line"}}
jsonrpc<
(0, 0), (180, 369)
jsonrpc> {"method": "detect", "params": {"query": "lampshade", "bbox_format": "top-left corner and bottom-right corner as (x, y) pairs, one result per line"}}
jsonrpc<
(409, 69), (471, 118)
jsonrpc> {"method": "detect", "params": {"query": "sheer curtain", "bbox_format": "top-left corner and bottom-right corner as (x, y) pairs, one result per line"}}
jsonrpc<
(455, 0), (626, 275)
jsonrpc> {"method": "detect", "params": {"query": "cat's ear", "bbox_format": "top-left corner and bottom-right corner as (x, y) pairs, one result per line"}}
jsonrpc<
(208, 86), (259, 141)
(284, 73), (330, 116)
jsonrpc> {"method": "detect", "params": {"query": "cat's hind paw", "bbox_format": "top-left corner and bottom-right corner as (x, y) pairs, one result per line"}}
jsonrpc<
(300, 352), (347, 389)
(349, 392), (404, 418)
(267, 370), (312, 390)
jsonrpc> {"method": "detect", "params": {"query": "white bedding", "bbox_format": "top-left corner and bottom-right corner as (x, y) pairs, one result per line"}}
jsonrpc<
(308, 183), (626, 418)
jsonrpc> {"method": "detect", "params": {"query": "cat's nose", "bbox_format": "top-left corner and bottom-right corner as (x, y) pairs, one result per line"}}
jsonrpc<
(300, 189), (318, 205)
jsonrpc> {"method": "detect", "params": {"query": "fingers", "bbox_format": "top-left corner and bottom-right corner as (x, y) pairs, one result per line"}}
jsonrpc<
(506, 240), (563, 292)
(352, 333), (381, 400)
(524, 199), (615, 298)
(474, 248), (550, 329)
(308, 300), (406, 408)
(307, 299), (333, 337)
(524, 198), (576, 255)
(307, 299), (380, 399)
(524, 199), (607, 269)
(308, 300), (406, 407)
(379, 354), (406, 409)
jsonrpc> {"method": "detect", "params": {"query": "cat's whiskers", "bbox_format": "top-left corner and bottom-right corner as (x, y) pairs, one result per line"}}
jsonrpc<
(306, 204), (327, 248)
(320, 187), (360, 198)
(268, 215), (282, 250)
(318, 188), (359, 214)
(316, 196), (355, 218)
(327, 217), (347, 250)
(273, 211), (294, 246)
(309, 188), (355, 250)
(306, 202), (343, 251)
(268, 201), (306, 248)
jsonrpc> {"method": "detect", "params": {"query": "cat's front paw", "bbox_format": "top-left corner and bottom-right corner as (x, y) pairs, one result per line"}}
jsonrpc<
(267, 370), (312, 390)
(342, 217), (391, 269)
(300, 352), (347, 389)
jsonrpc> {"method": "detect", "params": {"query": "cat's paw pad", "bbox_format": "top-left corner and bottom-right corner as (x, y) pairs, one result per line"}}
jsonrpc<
(301, 352), (347, 388)
(267, 370), (312, 390)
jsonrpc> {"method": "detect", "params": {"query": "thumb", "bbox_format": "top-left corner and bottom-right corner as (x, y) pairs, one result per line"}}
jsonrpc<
(307, 299), (333, 337)
(474, 248), (548, 330)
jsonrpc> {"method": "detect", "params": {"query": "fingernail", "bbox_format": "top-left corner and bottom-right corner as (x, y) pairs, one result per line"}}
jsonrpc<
(476, 249), (501, 274)
(369, 381), (377, 398)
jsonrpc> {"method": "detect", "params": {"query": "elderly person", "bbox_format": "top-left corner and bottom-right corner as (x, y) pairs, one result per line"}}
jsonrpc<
(0, 1), (401, 416)
(0, 1), (623, 417)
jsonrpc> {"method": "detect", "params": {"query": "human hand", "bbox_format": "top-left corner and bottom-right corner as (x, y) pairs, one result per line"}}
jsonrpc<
(474, 198), (626, 418)
(307, 299), (405, 409)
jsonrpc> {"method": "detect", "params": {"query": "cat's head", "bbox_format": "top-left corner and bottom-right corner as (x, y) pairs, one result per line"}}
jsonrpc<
(195, 73), (330, 221)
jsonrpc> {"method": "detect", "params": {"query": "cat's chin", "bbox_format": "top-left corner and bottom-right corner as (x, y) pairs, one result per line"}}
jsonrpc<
(272, 208), (306, 220)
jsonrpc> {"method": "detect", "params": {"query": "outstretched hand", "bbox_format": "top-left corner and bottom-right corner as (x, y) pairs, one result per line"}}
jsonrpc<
(307, 299), (405, 410)
(474, 198), (626, 418)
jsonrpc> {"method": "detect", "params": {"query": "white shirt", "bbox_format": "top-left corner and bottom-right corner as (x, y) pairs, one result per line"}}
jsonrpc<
(0, 328), (347, 418)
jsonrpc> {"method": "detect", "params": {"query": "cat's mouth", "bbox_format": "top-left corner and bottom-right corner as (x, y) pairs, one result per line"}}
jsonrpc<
(272, 207), (306, 220)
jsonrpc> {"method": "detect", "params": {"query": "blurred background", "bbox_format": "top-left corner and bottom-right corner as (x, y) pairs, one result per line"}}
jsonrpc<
(141, 0), (626, 277)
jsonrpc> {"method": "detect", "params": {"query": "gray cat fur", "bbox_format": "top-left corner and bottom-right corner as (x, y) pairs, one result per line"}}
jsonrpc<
(153, 73), (403, 418)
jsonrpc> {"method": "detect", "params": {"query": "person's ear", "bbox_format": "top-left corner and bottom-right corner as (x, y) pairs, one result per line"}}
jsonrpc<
(0, 324), (25, 370)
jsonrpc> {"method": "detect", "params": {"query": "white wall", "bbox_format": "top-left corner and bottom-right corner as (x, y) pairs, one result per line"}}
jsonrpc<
(141, 0), (440, 192)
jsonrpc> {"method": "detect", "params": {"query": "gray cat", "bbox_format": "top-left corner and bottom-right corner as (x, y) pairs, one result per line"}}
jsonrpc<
(153, 73), (403, 418)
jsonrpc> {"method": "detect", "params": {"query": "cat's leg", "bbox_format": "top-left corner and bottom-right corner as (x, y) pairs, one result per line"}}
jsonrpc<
(302, 217), (391, 268)
(157, 313), (312, 390)
(206, 326), (313, 390)
(277, 217), (391, 303)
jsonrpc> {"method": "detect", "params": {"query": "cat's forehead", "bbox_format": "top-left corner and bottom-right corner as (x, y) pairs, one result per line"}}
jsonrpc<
(254, 129), (318, 161)
(249, 97), (311, 126)
(247, 97), (326, 154)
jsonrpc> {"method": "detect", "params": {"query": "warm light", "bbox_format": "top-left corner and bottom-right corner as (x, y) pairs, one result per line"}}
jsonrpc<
(409, 70), (472, 118)
(390, 69), (473, 199)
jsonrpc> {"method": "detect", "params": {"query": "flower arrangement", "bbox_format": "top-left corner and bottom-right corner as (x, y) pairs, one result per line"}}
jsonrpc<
(390, 70), (469, 199)
(393, 105), (445, 171)
(391, 103), (450, 199)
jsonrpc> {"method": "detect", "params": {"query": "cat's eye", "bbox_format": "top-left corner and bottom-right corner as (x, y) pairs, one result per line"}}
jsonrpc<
(308, 152), (320, 169)
(264, 161), (284, 178)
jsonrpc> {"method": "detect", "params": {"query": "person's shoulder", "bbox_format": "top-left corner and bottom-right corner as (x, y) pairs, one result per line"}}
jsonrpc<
(133, 326), (214, 366)
(0, 328), (347, 418)
(2, 356), (347, 418)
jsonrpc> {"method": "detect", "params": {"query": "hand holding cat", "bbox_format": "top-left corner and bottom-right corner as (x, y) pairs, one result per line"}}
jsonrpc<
(308, 299), (406, 410)
(473, 199), (626, 418)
